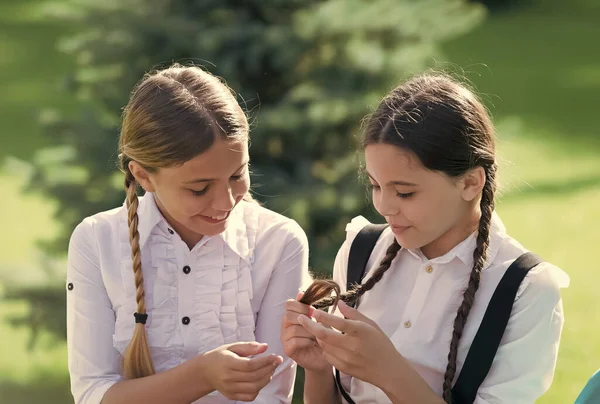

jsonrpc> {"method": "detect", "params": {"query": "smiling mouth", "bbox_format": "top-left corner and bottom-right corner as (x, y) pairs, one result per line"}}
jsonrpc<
(199, 212), (230, 224)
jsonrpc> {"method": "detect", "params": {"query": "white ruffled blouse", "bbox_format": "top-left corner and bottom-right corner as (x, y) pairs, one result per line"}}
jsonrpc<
(66, 193), (310, 404)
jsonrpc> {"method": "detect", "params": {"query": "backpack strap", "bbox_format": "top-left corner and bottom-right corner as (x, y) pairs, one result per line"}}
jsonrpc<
(346, 224), (389, 307)
(335, 223), (388, 403)
(451, 252), (543, 404)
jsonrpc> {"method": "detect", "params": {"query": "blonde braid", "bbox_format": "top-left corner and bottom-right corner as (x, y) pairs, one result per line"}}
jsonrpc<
(122, 168), (155, 379)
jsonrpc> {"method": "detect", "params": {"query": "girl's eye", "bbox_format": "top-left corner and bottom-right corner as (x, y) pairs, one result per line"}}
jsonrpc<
(397, 192), (414, 199)
(231, 166), (249, 181)
(190, 187), (209, 196)
(367, 183), (381, 191)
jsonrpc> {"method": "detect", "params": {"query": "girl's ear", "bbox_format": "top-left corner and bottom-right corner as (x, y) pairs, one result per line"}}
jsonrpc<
(460, 166), (485, 202)
(129, 161), (156, 193)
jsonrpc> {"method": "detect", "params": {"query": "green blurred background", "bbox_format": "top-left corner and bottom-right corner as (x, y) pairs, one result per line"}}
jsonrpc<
(0, 0), (598, 402)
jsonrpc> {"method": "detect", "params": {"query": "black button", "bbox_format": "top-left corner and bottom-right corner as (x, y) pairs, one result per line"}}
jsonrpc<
(183, 265), (191, 274)
(67, 283), (74, 291)
(167, 228), (174, 235)
(182, 316), (190, 325)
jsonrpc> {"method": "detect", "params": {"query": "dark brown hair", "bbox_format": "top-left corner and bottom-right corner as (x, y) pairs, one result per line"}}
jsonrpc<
(117, 64), (249, 379)
(301, 72), (496, 403)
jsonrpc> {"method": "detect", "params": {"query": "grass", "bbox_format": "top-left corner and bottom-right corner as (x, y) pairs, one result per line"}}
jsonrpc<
(0, 0), (71, 401)
(1, 0), (599, 403)
(0, 161), (58, 272)
(496, 136), (600, 403)
(441, 1), (600, 401)
(0, 302), (71, 402)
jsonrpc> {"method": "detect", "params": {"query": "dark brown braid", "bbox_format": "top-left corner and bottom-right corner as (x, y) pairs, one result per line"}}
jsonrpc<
(441, 167), (496, 403)
(301, 239), (401, 310)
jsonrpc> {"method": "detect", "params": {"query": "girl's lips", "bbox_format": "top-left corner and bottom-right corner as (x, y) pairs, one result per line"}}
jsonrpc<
(198, 211), (230, 224)
(390, 225), (411, 235)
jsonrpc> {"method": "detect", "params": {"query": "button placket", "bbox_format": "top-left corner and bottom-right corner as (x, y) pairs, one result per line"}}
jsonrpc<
(394, 262), (437, 340)
(174, 241), (198, 357)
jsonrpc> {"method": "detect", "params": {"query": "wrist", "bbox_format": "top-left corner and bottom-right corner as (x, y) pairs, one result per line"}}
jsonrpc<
(190, 353), (216, 397)
(378, 350), (403, 395)
(379, 352), (442, 404)
(304, 364), (333, 377)
(304, 366), (339, 404)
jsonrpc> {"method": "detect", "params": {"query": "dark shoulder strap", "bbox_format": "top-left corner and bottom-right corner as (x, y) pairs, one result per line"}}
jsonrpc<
(335, 367), (355, 404)
(334, 223), (388, 404)
(346, 223), (388, 305)
(451, 252), (543, 404)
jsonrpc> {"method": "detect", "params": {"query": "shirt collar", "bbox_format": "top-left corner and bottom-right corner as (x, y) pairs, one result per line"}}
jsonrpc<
(121, 192), (164, 250)
(218, 201), (255, 264)
(404, 211), (506, 270)
(124, 193), (254, 263)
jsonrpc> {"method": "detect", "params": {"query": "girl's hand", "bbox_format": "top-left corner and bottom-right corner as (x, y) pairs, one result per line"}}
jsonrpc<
(298, 300), (401, 387)
(201, 341), (282, 402)
(281, 292), (331, 373)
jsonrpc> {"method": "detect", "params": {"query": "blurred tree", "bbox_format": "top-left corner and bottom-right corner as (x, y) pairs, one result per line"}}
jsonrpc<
(6, 0), (485, 353)
(472, 0), (533, 12)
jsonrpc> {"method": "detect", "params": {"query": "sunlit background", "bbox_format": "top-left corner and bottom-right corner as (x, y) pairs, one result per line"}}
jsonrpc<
(1, 0), (599, 402)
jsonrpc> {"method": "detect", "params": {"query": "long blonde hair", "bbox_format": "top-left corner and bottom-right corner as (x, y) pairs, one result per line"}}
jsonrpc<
(117, 64), (249, 379)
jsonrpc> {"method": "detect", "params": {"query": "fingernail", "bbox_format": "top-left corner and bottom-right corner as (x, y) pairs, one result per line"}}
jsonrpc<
(339, 301), (348, 308)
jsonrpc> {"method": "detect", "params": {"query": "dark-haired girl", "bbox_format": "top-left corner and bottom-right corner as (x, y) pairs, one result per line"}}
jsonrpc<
(281, 73), (569, 404)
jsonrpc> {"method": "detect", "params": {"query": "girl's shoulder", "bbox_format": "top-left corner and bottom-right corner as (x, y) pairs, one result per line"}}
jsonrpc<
(332, 216), (395, 287)
(235, 200), (308, 252)
(342, 215), (394, 246)
(69, 205), (125, 248)
(490, 232), (570, 306)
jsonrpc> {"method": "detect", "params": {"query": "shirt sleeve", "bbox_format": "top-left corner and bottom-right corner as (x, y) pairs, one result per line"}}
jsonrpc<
(251, 220), (310, 404)
(474, 262), (570, 403)
(67, 218), (121, 404)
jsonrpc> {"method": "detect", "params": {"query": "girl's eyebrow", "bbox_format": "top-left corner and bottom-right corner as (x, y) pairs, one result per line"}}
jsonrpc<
(183, 161), (249, 184)
(366, 171), (418, 186)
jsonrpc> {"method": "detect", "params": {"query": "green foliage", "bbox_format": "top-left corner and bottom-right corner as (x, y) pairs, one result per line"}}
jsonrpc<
(7, 0), (484, 355)
(30, 0), (484, 270)
(10, 0), (485, 351)
(3, 284), (66, 349)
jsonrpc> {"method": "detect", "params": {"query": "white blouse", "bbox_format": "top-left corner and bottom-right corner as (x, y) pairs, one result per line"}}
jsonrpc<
(66, 193), (310, 404)
(333, 214), (570, 404)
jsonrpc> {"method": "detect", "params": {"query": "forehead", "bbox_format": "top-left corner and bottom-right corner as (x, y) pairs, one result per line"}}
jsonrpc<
(364, 143), (457, 188)
(161, 139), (248, 180)
(364, 144), (424, 177)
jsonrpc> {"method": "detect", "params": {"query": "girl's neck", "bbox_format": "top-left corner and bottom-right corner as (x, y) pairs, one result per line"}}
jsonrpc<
(420, 208), (481, 260)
